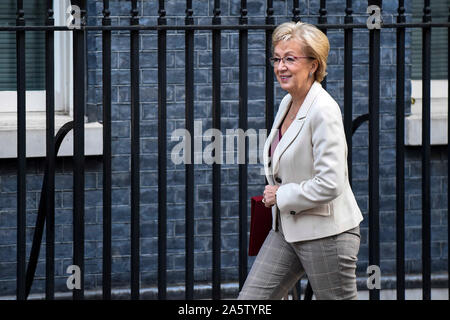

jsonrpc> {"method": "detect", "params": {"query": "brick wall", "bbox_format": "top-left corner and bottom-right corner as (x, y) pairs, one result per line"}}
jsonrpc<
(0, 0), (447, 297)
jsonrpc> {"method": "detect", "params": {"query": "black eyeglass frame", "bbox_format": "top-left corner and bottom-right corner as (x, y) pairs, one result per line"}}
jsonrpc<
(269, 55), (314, 66)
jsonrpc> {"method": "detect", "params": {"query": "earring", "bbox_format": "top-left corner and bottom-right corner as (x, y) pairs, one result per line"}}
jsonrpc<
(308, 72), (313, 78)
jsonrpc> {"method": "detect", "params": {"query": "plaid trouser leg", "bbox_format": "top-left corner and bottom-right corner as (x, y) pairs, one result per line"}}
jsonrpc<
(238, 224), (360, 300)
(291, 227), (360, 300)
(238, 229), (305, 300)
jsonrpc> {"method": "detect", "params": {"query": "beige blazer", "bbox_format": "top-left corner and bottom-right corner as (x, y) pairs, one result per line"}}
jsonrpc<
(263, 81), (363, 242)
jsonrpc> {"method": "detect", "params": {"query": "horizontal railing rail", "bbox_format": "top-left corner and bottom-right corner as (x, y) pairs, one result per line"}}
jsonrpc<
(0, 22), (449, 31)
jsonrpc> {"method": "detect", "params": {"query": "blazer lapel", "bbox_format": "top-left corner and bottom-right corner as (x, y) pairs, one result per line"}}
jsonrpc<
(272, 82), (323, 176)
(263, 95), (292, 184)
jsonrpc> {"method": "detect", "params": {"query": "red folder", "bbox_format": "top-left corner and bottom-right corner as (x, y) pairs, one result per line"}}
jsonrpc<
(248, 196), (273, 256)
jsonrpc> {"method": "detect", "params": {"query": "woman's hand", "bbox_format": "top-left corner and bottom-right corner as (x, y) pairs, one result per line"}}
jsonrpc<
(263, 185), (279, 208)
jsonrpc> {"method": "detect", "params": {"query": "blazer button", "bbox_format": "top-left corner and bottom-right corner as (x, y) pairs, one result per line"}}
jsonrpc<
(275, 177), (282, 183)
(290, 211), (296, 215)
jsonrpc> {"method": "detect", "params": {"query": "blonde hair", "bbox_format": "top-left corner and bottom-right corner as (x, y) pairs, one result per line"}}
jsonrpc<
(272, 22), (329, 83)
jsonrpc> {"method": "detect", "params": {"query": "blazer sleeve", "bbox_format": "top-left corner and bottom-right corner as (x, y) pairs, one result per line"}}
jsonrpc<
(275, 99), (346, 214)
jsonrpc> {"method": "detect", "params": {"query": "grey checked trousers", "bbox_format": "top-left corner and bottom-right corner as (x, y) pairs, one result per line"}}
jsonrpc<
(238, 220), (360, 300)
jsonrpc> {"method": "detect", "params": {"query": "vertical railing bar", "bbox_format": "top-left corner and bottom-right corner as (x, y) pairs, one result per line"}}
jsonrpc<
(158, 0), (168, 300)
(238, 0), (248, 291)
(318, 0), (327, 89)
(45, 0), (55, 300)
(73, 0), (86, 300)
(344, 0), (353, 185)
(102, 0), (112, 300)
(396, 0), (406, 301)
(265, 0), (274, 131)
(16, 0), (26, 301)
(295, 280), (301, 299)
(185, 0), (195, 300)
(303, 281), (313, 300)
(447, 5), (450, 301)
(368, 0), (381, 301)
(421, 0), (432, 300)
(212, 0), (222, 300)
(319, 0), (327, 26)
(130, 0), (141, 300)
(292, 0), (300, 23)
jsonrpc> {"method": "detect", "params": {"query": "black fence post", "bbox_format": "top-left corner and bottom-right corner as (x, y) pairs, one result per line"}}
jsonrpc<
(45, 0), (55, 300)
(448, 4), (450, 303)
(238, 0), (249, 291)
(368, 0), (381, 301)
(185, 0), (195, 300)
(318, 0), (327, 89)
(292, 0), (300, 23)
(344, 0), (353, 185)
(212, 0), (222, 301)
(158, 0), (168, 300)
(130, 0), (141, 300)
(102, 0), (112, 300)
(265, 0), (274, 132)
(16, 0), (26, 301)
(421, 0), (432, 301)
(396, 0), (406, 301)
(72, 0), (86, 300)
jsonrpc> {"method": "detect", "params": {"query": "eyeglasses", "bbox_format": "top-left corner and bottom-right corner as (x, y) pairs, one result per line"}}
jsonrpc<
(269, 55), (313, 66)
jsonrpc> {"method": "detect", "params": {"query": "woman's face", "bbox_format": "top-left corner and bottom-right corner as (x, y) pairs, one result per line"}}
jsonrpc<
(272, 39), (316, 96)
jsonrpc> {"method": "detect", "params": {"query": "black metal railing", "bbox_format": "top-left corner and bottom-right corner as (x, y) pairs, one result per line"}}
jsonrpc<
(396, 0), (406, 301)
(2, 0), (449, 301)
(184, 0), (195, 301)
(15, 0), (26, 301)
(101, 0), (112, 301)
